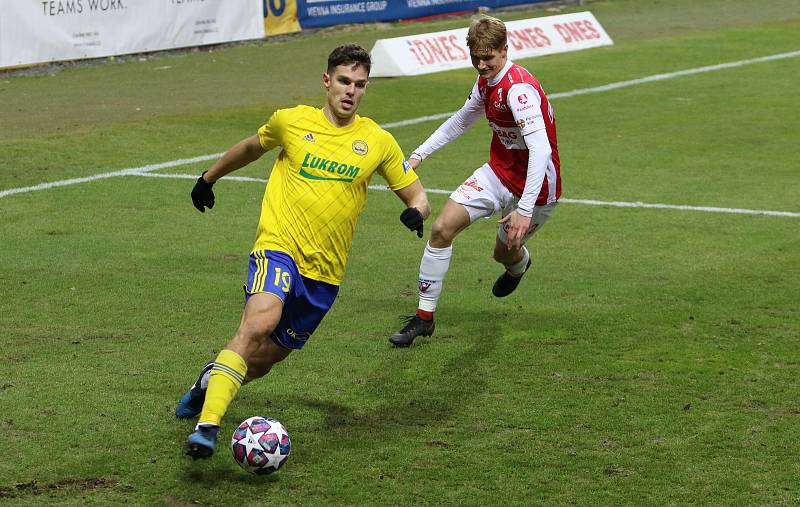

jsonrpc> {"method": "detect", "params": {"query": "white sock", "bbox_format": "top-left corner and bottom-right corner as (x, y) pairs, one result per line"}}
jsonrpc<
(418, 242), (452, 313)
(190, 360), (214, 391)
(199, 367), (212, 390)
(505, 246), (530, 277)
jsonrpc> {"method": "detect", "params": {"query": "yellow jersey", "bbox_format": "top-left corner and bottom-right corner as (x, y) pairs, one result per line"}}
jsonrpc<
(254, 105), (418, 286)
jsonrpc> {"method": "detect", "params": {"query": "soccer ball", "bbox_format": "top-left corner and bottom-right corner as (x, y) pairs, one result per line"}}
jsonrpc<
(230, 416), (292, 474)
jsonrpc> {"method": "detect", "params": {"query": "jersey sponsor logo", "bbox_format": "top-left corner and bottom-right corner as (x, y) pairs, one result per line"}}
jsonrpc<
(494, 128), (519, 140)
(299, 152), (361, 183)
(516, 119), (526, 128)
(352, 140), (368, 155)
(403, 159), (411, 173)
(525, 114), (542, 126)
(492, 86), (507, 112)
(488, 122), (525, 149)
(455, 186), (473, 199)
(303, 133), (315, 142)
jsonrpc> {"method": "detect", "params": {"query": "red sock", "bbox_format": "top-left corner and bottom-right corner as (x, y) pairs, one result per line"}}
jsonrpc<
(416, 309), (434, 321)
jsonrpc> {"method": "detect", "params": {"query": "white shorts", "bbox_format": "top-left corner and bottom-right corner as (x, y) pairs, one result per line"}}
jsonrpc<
(450, 163), (557, 244)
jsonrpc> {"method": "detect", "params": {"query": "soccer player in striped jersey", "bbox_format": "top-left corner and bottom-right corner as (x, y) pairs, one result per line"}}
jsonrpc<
(389, 15), (562, 347)
(178, 44), (430, 459)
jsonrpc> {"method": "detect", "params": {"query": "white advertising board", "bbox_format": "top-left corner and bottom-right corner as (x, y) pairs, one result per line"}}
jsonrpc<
(1, 0), (264, 69)
(370, 11), (613, 77)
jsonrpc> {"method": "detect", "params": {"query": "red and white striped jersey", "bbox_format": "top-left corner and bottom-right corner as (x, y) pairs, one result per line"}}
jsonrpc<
(477, 62), (561, 204)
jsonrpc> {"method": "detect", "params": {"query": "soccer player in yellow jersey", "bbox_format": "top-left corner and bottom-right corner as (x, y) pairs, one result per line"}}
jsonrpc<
(178, 44), (430, 459)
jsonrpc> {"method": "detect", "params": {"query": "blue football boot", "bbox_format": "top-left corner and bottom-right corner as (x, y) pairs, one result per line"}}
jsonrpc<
(175, 387), (206, 419)
(186, 424), (219, 459)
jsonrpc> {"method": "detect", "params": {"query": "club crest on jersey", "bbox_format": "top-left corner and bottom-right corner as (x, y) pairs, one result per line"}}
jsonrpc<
(303, 133), (315, 142)
(518, 94), (528, 104)
(352, 140), (368, 156)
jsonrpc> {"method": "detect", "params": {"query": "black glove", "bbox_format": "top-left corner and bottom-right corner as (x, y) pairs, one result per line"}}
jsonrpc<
(191, 171), (215, 213)
(400, 207), (424, 238)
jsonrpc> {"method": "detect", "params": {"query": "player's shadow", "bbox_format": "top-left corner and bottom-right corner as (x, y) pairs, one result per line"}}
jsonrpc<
(183, 464), (279, 485)
(297, 307), (499, 434)
(179, 310), (502, 487)
(179, 309), (502, 485)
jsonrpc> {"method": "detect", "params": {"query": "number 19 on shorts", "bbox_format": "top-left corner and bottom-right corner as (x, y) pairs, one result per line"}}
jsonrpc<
(273, 267), (291, 293)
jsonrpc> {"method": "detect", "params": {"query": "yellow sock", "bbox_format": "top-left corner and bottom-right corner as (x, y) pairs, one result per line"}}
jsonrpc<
(198, 349), (247, 427)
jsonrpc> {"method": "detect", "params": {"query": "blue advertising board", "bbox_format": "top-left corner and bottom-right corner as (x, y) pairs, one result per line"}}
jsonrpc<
(297, 0), (547, 29)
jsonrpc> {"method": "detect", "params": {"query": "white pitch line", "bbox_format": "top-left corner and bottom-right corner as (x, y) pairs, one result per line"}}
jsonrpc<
(134, 171), (267, 183)
(557, 198), (800, 218)
(545, 49), (800, 100)
(0, 153), (222, 199)
(133, 171), (800, 218)
(3, 49), (800, 213)
(380, 50), (800, 128)
(381, 112), (454, 129)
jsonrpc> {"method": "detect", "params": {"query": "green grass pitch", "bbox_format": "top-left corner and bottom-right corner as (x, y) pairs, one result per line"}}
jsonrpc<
(1, 0), (799, 504)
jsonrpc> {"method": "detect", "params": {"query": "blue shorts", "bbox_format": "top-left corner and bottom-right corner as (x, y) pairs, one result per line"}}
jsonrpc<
(243, 250), (339, 350)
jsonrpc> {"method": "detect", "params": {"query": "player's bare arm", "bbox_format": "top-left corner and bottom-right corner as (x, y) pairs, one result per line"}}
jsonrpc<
(191, 134), (267, 212)
(395, 180), (430, 219)
(204, 134), (267, 183)
(395, 180), (430, 238)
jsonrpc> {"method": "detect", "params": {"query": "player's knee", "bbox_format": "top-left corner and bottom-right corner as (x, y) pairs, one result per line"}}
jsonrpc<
(240, 305), (281, 342)
(230, 321), (275, 359)
(235, 322), (271, 344)
(430, 218), (456, 245)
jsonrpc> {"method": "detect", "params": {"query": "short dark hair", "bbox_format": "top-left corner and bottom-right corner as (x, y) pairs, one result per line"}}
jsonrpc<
(327, 44), (371, 75)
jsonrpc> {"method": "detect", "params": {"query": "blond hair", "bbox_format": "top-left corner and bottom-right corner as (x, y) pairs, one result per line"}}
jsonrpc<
(466, 15), (507, 56)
